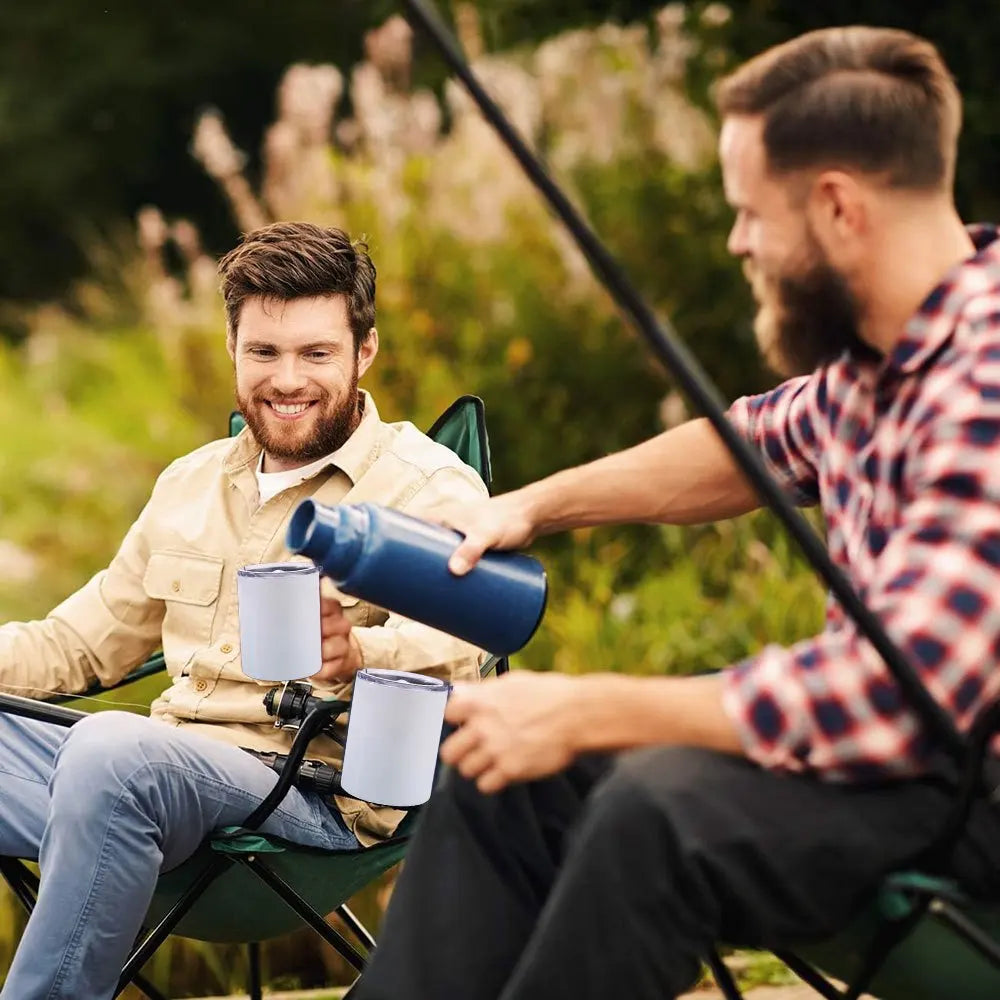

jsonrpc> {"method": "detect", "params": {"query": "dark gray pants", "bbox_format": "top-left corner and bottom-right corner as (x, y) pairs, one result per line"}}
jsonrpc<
(353, 747), (1000, 1000)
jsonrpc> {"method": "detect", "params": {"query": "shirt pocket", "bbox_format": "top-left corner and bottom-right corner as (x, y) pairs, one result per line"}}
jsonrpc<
(143, 550), (225, 646)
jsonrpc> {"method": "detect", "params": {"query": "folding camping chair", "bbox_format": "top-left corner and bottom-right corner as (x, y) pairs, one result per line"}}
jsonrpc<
(0, 393), (506, 1000)
(704, 699), (1000, 1000)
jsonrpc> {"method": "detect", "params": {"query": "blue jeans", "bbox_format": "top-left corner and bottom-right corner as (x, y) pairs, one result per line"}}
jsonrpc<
(0, 710), (359, 999)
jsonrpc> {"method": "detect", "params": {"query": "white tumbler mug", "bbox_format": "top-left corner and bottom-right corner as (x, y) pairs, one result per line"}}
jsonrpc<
(237, 562), (322, 682)
(340, 669), (451, 807)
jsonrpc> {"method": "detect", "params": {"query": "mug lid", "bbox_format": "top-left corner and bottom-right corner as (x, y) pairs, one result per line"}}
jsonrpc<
(357, 668), (451, 691)
(238, 562), (318, 577)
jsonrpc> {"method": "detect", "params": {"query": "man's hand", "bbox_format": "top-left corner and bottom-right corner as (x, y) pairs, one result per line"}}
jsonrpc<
(311, 596), (363, 683)
(440, 672), (583, 793)
(425, 492), (538, 576)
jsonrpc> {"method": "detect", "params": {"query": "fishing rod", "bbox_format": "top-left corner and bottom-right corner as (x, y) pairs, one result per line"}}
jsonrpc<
(400, 0), (967, 759)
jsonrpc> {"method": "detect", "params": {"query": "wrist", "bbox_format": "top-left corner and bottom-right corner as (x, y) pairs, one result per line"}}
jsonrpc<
(564, 674), (619, 754)
(347, 632), (364, 673)
(516, 483), (550, 539)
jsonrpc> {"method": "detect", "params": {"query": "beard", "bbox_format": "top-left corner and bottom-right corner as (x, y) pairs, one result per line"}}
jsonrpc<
(237, 363), (362, 465)
(745, 233), (870, 378)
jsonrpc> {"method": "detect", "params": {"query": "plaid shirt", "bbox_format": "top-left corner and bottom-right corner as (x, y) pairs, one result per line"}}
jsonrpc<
(721, 224), (1000, 780)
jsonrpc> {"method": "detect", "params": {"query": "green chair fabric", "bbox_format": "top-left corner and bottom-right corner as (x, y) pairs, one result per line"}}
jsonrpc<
(426, 394), (492, 488)
(229, 411), (246, 438)
(797, 883), (1000, 1000)
(145, 836), (410, 943)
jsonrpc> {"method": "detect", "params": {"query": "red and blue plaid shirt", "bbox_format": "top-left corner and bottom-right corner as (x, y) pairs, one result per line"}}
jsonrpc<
(721, 224), (1000, 780)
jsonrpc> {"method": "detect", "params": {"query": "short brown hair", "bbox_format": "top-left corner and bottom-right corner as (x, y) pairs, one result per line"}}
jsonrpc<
(218, 222), (376, 351)
(715, 26), (961, 190)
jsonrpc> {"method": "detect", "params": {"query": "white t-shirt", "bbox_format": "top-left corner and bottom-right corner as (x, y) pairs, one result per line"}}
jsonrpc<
(256, 450), (337, 504)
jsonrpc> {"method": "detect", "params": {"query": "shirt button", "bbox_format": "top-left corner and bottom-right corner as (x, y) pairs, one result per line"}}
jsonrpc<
(171, 581), (181, 593)
(194, 679), (209, 693)
(220, 642), (233, 654)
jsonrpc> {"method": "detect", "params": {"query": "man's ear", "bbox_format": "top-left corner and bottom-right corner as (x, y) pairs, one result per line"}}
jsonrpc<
(357, 327), (379, 379)
(807, 170), (871, 267)
(226, 330), (237, 363)
(809, 171), (869, 244)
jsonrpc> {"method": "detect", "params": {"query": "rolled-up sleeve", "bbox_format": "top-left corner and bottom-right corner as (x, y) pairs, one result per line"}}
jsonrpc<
(0, 502), (164, 698)
(728, 373), (823, 507)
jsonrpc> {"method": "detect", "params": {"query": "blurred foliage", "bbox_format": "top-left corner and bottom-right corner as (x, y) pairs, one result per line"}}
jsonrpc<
(682, 0), (1000, 224)
(2, 1), (999, 311)
(0, 5), (836, 995)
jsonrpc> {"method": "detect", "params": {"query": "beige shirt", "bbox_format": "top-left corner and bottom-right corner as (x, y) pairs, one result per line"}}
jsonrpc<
(0, 393), (487, 844)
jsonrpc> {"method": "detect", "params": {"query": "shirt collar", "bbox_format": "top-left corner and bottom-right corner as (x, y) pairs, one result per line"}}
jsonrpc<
(888, 223), (1000, 374)
(223, 390), (382, 486)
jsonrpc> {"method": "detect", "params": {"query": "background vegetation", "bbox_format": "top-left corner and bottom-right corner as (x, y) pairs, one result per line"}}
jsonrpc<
(0, 1), (996, 995)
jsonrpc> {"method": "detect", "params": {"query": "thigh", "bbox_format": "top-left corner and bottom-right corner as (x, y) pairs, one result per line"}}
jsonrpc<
(52, 712), (359, 870)
(597, 747), (984, 946)
(0, 714), (69, 859)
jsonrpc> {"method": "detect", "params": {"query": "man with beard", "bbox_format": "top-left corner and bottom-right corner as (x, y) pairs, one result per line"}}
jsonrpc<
(350, 26), (1000, 1000)
(0, 221), (487, 1000)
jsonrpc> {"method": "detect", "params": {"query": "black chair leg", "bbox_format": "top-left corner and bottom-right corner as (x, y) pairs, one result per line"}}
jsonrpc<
(239, 856), (367, 971)
(0, 857), (39, 915)
(707, 949), (745, 1000)
(335, 902), (377, 952)
(774, 952), (845, 999)
(116, 854), (233, 997)
(132, 973), (172, 1000)
(247, 941), (263, 1000)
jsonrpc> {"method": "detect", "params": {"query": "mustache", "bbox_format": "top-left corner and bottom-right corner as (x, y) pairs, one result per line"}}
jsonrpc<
(742, 257), (773, 299)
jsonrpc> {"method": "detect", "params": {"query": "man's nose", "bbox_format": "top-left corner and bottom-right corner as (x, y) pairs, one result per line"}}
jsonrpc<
(727, 216), (748, 257)
(269, 355), (308, 394)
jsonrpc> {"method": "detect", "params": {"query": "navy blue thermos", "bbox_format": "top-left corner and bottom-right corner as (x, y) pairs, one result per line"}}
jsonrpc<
(286, 500), (548, 654)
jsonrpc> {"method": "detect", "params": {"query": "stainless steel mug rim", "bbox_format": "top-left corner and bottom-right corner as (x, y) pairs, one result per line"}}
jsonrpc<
(237, 562), (319, 577)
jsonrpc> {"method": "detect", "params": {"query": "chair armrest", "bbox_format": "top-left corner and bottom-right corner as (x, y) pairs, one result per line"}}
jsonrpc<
(50, 652), (167, 705)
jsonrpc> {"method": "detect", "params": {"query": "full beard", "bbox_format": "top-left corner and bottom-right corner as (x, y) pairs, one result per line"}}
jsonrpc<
(237, 367), (362, 464)
(745, 241), (869, 379)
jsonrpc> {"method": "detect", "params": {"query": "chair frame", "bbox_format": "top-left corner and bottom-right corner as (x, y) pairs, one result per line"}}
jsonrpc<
(703, 695), (1000, 1000)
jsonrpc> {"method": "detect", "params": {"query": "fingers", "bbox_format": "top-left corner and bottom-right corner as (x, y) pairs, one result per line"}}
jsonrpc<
(443, 683), (483, 724)
(440, 718), (499, 782)
(448, 534), (491, 576)
(476, 766), (512, 795)
(320, 595), (346, 617)
(439, 722), (480, 764)
(312, 634), (353, 682)
(321, 634), (350, 662)
(321, 607), (352, 640)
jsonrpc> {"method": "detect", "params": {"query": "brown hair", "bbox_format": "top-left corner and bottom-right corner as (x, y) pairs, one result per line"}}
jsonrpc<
(715, 26), (961, 190)
(218, 222), (376, 351)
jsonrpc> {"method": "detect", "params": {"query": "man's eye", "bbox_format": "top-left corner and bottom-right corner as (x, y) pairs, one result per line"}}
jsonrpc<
(248, 348), (274, 358)
(305, 352), (331, 361)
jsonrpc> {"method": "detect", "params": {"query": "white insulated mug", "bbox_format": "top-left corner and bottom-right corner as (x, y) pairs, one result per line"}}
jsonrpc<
(340, 669), (451, 807)
(237, 563), (322, 682)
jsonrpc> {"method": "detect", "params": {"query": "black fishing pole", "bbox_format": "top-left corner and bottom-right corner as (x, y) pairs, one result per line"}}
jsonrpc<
(400, 0), (967, 759)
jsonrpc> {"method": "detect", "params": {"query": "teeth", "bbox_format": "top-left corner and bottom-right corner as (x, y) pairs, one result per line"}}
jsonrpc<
(272, 402), (310, 415)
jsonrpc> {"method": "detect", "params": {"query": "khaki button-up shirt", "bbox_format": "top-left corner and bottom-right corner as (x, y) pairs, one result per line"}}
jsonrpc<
(0, 393), (488, 844)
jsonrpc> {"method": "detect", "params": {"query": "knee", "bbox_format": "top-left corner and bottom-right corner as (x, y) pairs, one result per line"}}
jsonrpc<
(51, 712), (165, 806)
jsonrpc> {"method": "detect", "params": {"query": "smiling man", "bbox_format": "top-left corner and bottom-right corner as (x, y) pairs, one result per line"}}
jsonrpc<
(351, 27), (1000, 1000)
(0, 222), (487, 1000)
